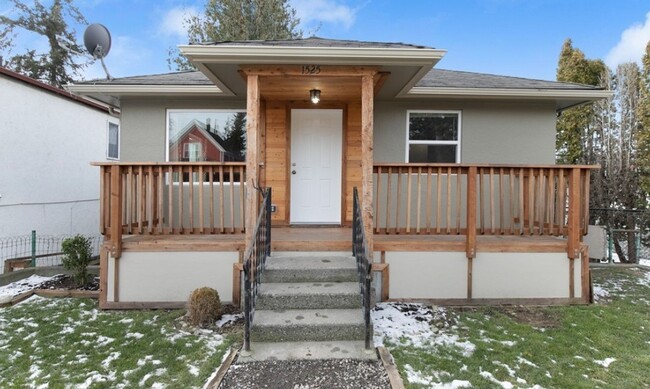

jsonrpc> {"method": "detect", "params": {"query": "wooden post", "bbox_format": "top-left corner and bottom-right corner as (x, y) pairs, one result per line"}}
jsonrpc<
(567, 168), (581, 261)
(109, 165), (123, 259)
(466, 166), (477, 299)
(245, 74), (261, 245)
(361, 74), (375, 258)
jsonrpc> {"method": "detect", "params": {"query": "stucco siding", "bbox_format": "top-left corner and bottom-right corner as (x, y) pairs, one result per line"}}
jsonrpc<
(472, 252), (577, 299)
(108, 251), (238, 303)
(374, 100), (557, 164)
(119, 98), (245, 162)
(386, 252), (468, 299)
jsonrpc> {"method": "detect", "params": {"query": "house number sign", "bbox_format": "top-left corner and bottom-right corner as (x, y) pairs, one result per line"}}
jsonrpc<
(301, 65), (321, 75)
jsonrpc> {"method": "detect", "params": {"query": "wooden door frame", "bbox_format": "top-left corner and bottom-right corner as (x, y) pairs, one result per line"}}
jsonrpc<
(285, 102), (347, 226)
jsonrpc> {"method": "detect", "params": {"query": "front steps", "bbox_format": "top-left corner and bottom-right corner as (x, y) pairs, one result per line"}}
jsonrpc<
(240, 253), (375, 362)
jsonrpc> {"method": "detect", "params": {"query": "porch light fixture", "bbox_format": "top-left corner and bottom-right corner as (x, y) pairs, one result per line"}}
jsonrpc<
(310, 89), (321, 104)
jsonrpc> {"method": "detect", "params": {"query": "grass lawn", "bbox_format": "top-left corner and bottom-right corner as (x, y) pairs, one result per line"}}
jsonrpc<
(0, 297), (237, 388)
(378, 266), (650, 388)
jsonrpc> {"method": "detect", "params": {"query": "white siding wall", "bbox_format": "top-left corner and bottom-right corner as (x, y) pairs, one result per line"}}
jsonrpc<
(0, 76), (116, 239)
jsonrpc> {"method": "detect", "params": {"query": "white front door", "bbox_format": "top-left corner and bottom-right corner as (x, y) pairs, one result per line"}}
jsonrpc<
(290, 109), (343, 224)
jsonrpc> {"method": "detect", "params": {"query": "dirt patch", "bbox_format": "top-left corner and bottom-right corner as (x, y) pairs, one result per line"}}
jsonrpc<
(496, 306), (561, 328)
(38, 274), (99, 291)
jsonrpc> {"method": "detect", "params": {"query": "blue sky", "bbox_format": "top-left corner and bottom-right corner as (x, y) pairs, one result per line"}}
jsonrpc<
(2, 0), (650, 82)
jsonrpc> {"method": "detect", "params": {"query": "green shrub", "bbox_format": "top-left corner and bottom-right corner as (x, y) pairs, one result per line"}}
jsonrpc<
(61, 235), (93, 287)
(187, 287), (222, 327)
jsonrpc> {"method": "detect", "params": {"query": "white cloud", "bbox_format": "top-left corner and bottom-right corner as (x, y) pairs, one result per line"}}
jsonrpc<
(291, 0), (358, 30)
(606, 11), (650, 68)
(159, 6), (198, 39)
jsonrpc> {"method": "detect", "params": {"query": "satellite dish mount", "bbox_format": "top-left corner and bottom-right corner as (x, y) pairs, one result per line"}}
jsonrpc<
(84, 23), (113, 80)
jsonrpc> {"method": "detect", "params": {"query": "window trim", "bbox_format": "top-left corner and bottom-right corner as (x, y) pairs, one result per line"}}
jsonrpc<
(106, 119), (120, 160)
(405, 110), (462, 163)
(165, 108), (246, 162)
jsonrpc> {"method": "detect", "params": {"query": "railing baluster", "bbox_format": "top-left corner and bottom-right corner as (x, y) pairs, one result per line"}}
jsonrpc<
(416, 167), (422, 234)
(189, 165), (194, 233)
(386, 166), (392, 234)
(229, 166), (235, 234)
(395, 167), (402, 234)
(199, 165), (204, 234)
(219, 165), (225, 233)
(406, 167), (412, 233)
(436, 167), (441, 234)
(426, 167), (432, 234)
(375, 166), (382, 233)
(209, 166), (215, 234)
(456, 168), (461, 234)
(446, 166), (452, 234)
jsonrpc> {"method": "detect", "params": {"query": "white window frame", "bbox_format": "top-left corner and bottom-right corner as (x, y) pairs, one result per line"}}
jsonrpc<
(405, 110), (462, 163)
(106, 120), (120, 160)
(165, 108), (246, 162)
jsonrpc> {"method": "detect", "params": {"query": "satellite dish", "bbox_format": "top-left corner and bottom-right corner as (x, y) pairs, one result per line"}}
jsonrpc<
(83, 23), (113, 80)
(84, 23), (111, 58)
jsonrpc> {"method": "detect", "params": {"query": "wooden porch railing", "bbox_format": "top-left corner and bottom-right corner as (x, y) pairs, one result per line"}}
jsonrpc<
(94, 162), (246, 257)
(373, 163), (595, 238)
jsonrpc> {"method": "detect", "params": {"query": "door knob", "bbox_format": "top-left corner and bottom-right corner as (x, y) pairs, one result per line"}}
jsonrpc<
(292, 170), (296, 174)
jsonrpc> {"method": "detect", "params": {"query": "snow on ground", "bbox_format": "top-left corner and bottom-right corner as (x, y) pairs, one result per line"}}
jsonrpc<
(0, 274), (59, 299)
(372, 303), (476, 356)
(640, 259), (650, 267)
(594, 358), (616, 368)
(216, 313), (242, 327)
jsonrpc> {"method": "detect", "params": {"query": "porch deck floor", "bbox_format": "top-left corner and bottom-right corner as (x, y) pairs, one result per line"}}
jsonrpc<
(120, 227), (568, 253)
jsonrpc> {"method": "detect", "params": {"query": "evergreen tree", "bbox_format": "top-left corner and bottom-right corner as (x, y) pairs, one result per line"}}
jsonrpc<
(169, 0), (301, 70)
(222, 113), (247, 161)
(555, 39), (607, 164)
(0, 0), (87, 87)
(637, 42), (650, 195)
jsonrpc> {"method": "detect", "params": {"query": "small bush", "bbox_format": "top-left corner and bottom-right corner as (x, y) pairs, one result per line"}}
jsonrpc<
(187, 287), (222, 327)
(61, 235), (93, 287)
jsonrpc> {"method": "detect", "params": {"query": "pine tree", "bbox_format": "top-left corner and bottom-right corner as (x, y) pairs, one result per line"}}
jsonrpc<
(555, 39), (607, 164)
(169, 0), (301, 70)
(0, 0), (87, 87)
(222, 113), (247, 161)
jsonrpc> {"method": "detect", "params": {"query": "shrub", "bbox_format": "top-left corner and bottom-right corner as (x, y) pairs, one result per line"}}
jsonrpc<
(187, 287), (222, 327)
(61, 235), (93, 287)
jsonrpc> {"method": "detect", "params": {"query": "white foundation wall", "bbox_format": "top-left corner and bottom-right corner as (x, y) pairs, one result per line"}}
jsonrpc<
(473, 253), (578, 299)
(107, 251), (238, 303)
(385, 251), (577, 300)
(386, 252), (468, 299)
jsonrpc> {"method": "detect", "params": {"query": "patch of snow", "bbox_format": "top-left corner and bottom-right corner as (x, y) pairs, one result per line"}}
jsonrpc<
(593, 286), (610, 301)
(479, 370), (513, 389)
(118, 318), (134, 324)
(216, 313), (243, 327)
(499, 340), (517, 347)
(516, 356), (539, 368)
(372, 303), (476, 356)
(138, 373), (153, 387)
(188, 364), (200, 377)
(594, 357), (616, 368)
(403, 364), (472, 388)
(126, 332), (144, 340)
(97, 336), (114, 347)
(492, 361), (516, 377)
(28, 364), (42, 380)
(61, 325), (75, 334)
(0, 274), (60, 298)
(574, 355), (586, 360)
(151, 383), (165, 389)
(640, 258), (650, 267)
(101, 351), (121, 369)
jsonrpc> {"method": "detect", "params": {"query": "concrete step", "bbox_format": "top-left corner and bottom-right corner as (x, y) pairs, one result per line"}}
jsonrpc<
(264, 255), (357, 283)
(238, 340), (376, 362)
(251, 308), (368, 342)
(257, 282), (361, 310)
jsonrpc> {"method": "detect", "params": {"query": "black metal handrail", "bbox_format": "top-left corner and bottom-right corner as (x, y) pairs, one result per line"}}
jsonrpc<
(243, 187), (272, 352)
(352, 187), (373, 349)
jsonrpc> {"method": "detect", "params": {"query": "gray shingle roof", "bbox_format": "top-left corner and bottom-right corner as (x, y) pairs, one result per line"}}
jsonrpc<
(80, 70), (212, 85)
(194, 36), (432, 49)
(416, 68), (601, 90)
(80, 68), (601, 91)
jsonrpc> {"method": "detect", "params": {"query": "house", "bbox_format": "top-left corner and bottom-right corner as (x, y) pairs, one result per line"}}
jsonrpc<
(67, 38), (609, 311)
(0, 66), (119, 246)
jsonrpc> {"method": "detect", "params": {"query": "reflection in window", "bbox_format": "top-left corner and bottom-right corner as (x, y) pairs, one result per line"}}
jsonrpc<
(407, 111), (461, 163)
(107, 122), (119, 160)
(167, 110), (246, 162)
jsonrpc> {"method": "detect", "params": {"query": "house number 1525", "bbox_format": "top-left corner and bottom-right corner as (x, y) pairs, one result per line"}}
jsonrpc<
(301, 65), (321, 74)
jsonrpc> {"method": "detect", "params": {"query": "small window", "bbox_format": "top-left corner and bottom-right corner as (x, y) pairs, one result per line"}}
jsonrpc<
(107, 122), (119, 160)
(406, 111), (461, 163)
(183, 142), (202, 161)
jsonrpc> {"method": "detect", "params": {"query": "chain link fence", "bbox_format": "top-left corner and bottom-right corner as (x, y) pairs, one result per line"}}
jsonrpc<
(0, 232), (103, 273)
(590, 209), (650, 264)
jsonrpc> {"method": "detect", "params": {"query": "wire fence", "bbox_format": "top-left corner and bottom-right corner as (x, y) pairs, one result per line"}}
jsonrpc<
(590, 208), (650, 264)
(0, 232), (103, 273)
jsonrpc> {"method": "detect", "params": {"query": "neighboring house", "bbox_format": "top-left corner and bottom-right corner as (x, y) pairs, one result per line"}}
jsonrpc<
(68, 37), (610, 310)
(0, 67), (119, 242)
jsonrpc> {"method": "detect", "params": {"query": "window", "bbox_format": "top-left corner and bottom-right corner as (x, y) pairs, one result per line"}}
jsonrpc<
(406, 111), (461, 163)
(167, 110), (247, 162)
(107, 121), (119, 160)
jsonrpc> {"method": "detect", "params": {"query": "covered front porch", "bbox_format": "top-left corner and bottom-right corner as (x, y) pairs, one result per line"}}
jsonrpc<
(94, 161), (594, 308)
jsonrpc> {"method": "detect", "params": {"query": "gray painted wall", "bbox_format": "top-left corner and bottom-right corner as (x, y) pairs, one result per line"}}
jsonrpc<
(374, 100), (557, 164)
(119, 98), (556, 164)
(119, 97), (246, 161)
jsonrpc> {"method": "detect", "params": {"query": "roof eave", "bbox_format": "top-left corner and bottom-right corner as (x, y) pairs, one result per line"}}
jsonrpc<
(179, 45), (447, 66)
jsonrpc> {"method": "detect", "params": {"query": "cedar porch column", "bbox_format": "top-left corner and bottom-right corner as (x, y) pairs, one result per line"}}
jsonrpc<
(361, 74), (375, 258)
(245, 74), (261, 245)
